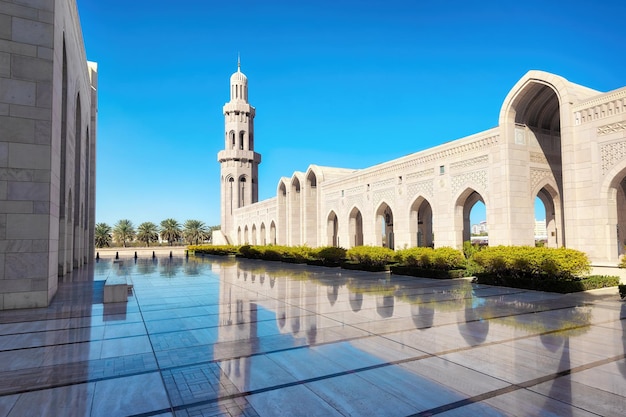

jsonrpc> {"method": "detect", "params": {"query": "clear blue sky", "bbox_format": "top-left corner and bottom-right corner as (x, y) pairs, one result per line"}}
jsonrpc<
(77, 0), (626, 228)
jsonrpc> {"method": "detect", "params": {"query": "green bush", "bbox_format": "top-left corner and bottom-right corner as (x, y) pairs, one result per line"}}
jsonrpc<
(312, 246), (347, 263)
(394, 247), (434, 268)
(472, 246), (590, 279)
(432, 247), (465, 270)
(346, 246), (395, 267)
(474, 274), (619, 293)
(188, 244), (239, 256)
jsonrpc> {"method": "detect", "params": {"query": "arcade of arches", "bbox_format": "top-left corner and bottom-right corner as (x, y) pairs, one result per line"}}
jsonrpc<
(217, 70), (626, 266)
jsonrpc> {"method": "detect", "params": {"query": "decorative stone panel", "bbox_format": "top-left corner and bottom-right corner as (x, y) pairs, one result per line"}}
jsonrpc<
(407, 180), (433, 198)
(451, 170), (487, 195)
(600, 141), (626, 175)
(531, 168), (553, 190)
(373, 187), (395, 205)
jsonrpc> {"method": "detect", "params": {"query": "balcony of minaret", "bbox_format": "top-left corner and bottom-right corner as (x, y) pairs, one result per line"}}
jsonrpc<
(218, 149), (262, 164)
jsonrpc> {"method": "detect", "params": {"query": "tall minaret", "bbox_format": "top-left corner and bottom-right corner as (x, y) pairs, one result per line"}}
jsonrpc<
(218, 59), (261, 241)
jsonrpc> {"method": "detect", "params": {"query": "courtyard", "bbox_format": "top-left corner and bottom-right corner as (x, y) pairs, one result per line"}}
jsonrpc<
(0, 255), (624, 416)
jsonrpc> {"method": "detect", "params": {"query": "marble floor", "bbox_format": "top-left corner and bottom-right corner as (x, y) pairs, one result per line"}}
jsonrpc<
(0, 255), (624, 417)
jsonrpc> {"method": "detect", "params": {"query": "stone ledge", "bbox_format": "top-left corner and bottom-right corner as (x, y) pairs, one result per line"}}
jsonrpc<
(103, 276), (127, 303)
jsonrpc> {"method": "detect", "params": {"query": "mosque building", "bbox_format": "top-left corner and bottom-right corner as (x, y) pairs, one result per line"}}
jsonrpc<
(214, 63), (626, 266)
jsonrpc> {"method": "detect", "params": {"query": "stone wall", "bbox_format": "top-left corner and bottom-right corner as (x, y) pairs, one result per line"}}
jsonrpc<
(0, 0), (96, 309)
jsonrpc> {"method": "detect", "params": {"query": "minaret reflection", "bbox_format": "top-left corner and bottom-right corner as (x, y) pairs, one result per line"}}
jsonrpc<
(216, 260), (321, 398)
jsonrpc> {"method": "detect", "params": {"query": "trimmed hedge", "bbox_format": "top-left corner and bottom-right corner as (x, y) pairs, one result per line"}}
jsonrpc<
(390, 265), (466, 279)
(188, 244), (239, 256)
(474, 274), (619, 293)
(346, 246), (395, 267)
(472, 246), (591, 279)
(395, 247), (465, 270)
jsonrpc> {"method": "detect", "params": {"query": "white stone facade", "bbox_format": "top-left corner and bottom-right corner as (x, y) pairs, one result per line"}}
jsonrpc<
(217, 69), (626, 265)
(0, 0), (97, 309)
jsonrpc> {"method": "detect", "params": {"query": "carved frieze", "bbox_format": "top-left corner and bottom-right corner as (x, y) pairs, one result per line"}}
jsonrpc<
(406, 168), (434, 180)
(530, 152), (548, 164)
(450, 155), (489, 170)
(597, 122), (626, 135)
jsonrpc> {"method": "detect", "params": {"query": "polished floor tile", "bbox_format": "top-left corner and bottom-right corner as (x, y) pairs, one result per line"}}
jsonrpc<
(0, 255), (624, 416)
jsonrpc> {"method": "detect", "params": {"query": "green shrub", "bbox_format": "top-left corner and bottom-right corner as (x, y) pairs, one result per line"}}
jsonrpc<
(472, 246), (590, 280)
(463, 241), (481, 259)
(618, 256), (626, 269)
(313, 246), (347, 263)
(394, 247), (434, 268)
(432, 247), (465, 270)
(188, 244), (239, 256)
(474, 274), (618, 293)
(346, 246), (395, 267)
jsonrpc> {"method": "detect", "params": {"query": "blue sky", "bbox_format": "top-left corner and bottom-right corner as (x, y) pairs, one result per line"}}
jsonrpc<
(78, 0), (626, 228)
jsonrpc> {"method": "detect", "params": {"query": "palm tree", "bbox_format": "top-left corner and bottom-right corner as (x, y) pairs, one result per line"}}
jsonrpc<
(183, 220), (209, 245)
(95, 222), (112, 248)
(160, 218), (182, 246)
(112, 219), (135, 247)
(137, 222), (160, 247)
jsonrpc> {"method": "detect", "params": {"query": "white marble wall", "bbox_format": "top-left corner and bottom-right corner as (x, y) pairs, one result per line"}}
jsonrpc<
(0, 0), (97, 309)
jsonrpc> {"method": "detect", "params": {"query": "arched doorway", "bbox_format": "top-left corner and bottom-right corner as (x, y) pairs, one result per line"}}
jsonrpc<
(260, 223), (266, 245)
(327, 211), (338, 247)
(277, 182), (287, 245)
(535, 184), (561, 248)
(409, 197), (433, 247)
(456, 188), (486, 247)
(290, 177), (302, 245)
(244, 226), (249, 244)
(270, 221), (277, 245)
(605, 168), (626, 260)
(251, 224), (257, 245)
(349, 207), (363, 247)
(305, 170), (318, 246)
(376, 203), (394, 249)
(502, 77), (564, 246)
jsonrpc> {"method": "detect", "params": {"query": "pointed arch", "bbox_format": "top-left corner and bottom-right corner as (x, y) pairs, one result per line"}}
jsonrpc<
(289, 174), (303, 245)
(409, 196), (433, 247)
(304, 168), (319, 246)
(260, 222), (266, 245)
(277, 180), (288, 245)
(455, 188), (486, 248)
(251, 224), (257, 245)
(601, 162), (626, 261)
(375, 202), (394, 249)
(238, 175), (248, 207)
(348, 206), (363, 247)
(327, 210), (338, 247)
(270, 220), (277, 245)
(532, 182), (562, 248)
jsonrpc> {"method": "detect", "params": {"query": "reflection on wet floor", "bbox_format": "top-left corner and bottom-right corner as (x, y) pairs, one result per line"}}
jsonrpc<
(0, 255), (624, 417)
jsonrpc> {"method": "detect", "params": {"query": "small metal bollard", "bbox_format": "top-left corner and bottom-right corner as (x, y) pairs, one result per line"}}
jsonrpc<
(134, 251), (138, 259)
(152, 251), (156, 259)
(115, 251), (119, 260)
(169, 251), (173, 258)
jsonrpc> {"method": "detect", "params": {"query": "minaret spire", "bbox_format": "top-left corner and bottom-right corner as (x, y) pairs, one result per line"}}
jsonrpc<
(237, 53), (241, 72)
